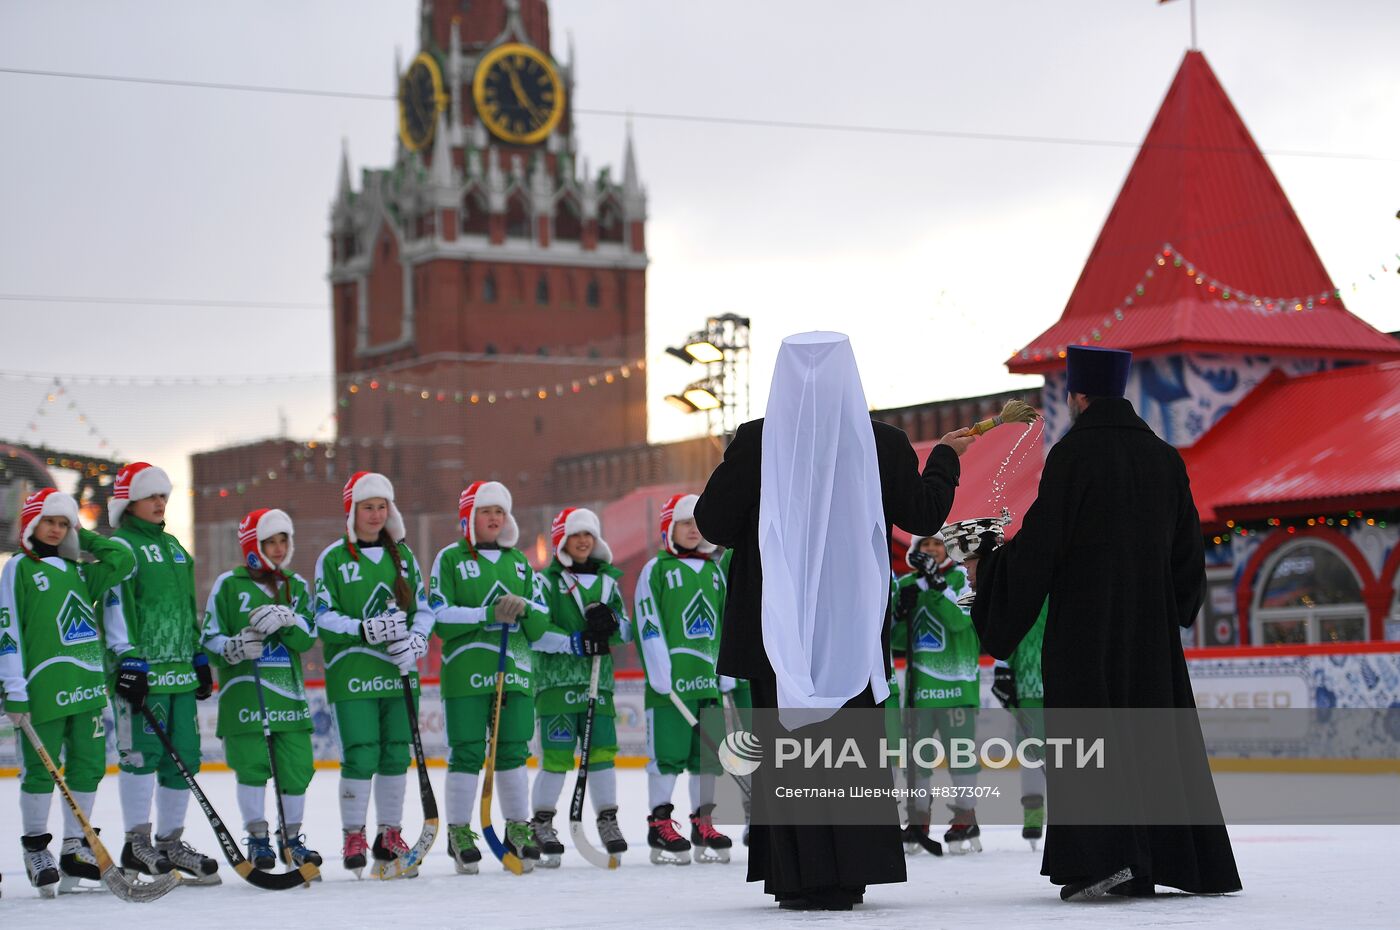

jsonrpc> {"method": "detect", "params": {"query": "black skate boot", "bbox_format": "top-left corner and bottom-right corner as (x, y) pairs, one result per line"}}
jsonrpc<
(530, 810), (565, 868)
(597, 807), (628, 855)
(504, 820), (540, 874)
(21, 833), (60, 898)
(58, 834), (102, 893)
(120, 824), (173, 878)
(943, 805), (982, 854)
(689, 803), (732, 864)
(646, 803), (691, 865)
(156, 826), (221, 885)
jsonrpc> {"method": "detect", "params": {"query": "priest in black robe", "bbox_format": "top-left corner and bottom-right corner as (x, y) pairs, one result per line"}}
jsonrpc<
(972, 344), (1242, 900)
(694, 331), (973, 911)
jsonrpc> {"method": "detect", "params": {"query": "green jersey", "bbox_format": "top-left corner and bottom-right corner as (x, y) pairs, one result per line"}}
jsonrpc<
(428, 541), (548, 699)
(104, 516), (201, 693)
(313, 538), (433, 704)
(201, 568), (317, 737)
(633, 550), (726, 709)
(895, 566), (980, 708)
(531, 560), (632, 715)
(0, 529), (132, 724)
(1007, 600), (1048, 701)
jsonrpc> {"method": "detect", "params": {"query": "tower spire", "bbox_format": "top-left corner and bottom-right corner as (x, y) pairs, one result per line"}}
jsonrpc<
(622, 119), (646, 219)
(336, 137), (353, 205)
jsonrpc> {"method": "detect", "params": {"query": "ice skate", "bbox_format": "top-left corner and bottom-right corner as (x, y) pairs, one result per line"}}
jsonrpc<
(277, 825), (323, 873)
(596, 807), (628, 855)
(243, 821), (277, 870)
(530, 810), (565, 868)
(943, 805), (982, 854)
(156, 827), (221, 885)
(120, 824), (173, 881)
(58, 835), (105, 894)
(342, 828), (368, 878)
(370, 826), (419, 880)
(646, 803), (691, 865)
(447, 824), (481, 875)
(21, 833), (60, 898)
(1022, 794), (1045, 851)
(504, 820), (540, 873)
(689, 804), (732, 863)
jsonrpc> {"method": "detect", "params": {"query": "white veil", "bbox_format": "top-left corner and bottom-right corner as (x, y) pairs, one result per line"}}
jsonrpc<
(759, 332), (891, 726)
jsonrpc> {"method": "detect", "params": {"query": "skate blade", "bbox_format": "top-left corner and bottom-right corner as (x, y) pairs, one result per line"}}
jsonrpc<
(58, 873), (107, 894)
(506, 857), (537, 874)
(946, 838), (983, 855)
(538, 854), (562, 869)
(649, 848), (692, 866)
(36, 882), (59, 899)
(695, 847), (731, 864)
(452, 860), (480, 875)
(1028, 839), (1040, 852)
(173, 869), (222, 886)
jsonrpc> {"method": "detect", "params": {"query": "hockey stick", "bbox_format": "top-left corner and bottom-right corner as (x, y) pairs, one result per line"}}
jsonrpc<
(569, 655), (620, 869)
(249, 663), (293, 870)
(18, 717), (181, 902)
(373, 673), (439, 879)
(138, 704), (318, 890)
(668, 692), (751, 801)
(480, 624), (525, 875)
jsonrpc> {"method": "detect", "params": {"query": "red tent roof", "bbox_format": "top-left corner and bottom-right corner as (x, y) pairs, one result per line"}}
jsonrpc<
(1181, 361), (1400, 526)
(1010, 51), (1398, 374)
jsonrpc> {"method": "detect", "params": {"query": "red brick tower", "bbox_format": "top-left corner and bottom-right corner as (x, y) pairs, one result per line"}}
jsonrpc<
(327, 0), (648, 552)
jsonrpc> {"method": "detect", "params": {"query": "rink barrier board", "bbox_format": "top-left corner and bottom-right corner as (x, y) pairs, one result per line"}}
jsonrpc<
(4, 643), (1398, 774)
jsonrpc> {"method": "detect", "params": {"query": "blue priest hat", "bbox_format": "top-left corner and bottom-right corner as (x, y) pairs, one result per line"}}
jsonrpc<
(1066, 345), (1132, 397)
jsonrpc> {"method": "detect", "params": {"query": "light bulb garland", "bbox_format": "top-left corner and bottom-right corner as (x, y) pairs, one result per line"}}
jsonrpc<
(21, 377), (122, 460)
(194, 357), (649, 498)
(1017, 243), (1395, 362)
(1206, 509), (1392, 547)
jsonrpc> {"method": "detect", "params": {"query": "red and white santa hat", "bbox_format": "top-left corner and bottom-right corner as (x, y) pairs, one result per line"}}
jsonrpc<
(342, 471), (406, 543)
(20, 488), (80, 561)
(238, 508), (295, 572)
(107, 462), (172, 527)
(660, 493), (715, 556)
(458, 480), (519, 548)
(551, 507), (612, 567)
(905, 528), (948, 571)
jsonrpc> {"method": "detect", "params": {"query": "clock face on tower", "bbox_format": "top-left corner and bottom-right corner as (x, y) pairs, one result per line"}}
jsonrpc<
(472, 42), (565, 146)
(398, 52), (448, 152)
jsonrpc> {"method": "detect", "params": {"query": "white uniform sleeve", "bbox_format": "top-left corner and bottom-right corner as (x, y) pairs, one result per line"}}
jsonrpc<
(288, 574), (316, 636)
(532, 631), (573, 654)
(429, 548), (490, 626)
(102, 537), (137, 658)
(634, 559), (672, 695)
(404, 549), (435, 637)
(313, 545), (363, 637)
(608, 576), (634, 644)
(0, 559), (29, 704)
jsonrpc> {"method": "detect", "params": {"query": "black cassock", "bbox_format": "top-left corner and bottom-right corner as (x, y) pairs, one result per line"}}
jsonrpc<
(694, 417), (960, 902)
(972, 397), (1241, 894)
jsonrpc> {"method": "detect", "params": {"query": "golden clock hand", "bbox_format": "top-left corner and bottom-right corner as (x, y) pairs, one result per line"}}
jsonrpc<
(504, 63), (546, 123)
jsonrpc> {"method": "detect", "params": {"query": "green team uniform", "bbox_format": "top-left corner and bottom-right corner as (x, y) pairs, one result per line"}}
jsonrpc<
(633, 550), (726, 776)
(894, 565), (980, 775)
(104, 515), (203, 784)
(201, 569), (317, 794)
(531, 560), (632, 773)
(1, 529), (132, 795)
(1008, 600), (1047, 706)
(428, 542), (548, 773)
(314, 539), (432, 780)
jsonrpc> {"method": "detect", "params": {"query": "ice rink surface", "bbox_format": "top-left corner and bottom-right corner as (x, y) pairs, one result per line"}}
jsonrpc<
(1, 768), (1395, 929)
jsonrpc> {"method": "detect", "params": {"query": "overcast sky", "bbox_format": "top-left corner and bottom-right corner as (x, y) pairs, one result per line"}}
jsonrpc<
(2, 0), (1397, 545)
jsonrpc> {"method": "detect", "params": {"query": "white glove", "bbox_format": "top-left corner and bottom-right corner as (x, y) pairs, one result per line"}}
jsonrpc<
(362, 610), (410, 644)
(249, 604), (296, 636)
(487, 595), (529, 628)
(387, 632), (428, 673)
(222, 628), (265, 664)
(7, 709), (30, 727)
(719, 675), (737, 694)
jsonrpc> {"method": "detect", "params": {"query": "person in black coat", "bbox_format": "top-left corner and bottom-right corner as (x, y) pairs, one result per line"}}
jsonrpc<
(695, 414), (973, 910)
(972, 345), (1242, 901)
